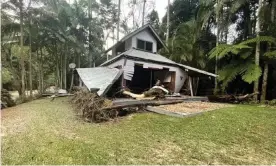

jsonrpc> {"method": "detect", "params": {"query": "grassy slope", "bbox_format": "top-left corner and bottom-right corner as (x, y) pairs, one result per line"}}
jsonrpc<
(2, 98), (276, 165)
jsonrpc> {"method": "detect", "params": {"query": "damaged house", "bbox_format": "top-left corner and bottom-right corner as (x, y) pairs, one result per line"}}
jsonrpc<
(77, 24), (217, 96)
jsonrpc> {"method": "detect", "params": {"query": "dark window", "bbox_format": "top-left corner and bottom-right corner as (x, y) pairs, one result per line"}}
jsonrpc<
(145, 42), (153, 52)
(137, 39), (153, 52)
(137, 39), (145, 50)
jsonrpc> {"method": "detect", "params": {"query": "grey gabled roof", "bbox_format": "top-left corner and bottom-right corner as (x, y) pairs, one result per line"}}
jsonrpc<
(177, 64), (218, 77)
(101, 49), (176, 66)
(100, 49), (218, 77)
(104, 24), (167, 53)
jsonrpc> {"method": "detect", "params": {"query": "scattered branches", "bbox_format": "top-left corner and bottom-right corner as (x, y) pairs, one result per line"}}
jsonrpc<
(71, 91), (115, 123)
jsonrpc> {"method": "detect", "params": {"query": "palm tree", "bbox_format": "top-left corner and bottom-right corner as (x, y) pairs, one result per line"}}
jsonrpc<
(162, 19), (215, 70)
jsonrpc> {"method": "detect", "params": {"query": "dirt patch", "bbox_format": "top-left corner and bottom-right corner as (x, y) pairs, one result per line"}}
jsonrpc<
(156, 101), (233, 113)
(148, 141), (184, 164)
(1, 106), (32, 136)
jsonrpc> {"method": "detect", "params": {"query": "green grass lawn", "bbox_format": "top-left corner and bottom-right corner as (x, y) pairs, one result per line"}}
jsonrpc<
(2, 98), (276, 165)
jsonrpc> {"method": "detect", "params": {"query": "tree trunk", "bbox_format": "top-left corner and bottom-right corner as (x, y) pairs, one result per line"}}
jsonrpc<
(60, 50), (63, 88)
(70, 54), (76, 92)
(261, 63), (268, 101)
(166, 0), (170, 45)
(244, 3), (252, 39)
(253, 0), (263, 101)
(215, 0), (220, 93)
(36, 49), (41, 94)
(41, 52), (44, 93)
(63, 45), (67, 89)
(39, 48), (43, 94)
(78, 52), (81, 86)
(88, 0), (92, 67)
(142, 0), (146, 26)
(252, 6), (256, 36)
(223, 4), (229, 43)
(29, 17), (33, 98)
(19, 0), (26, 98)
(261, 0), (275, 101)
(54, 44), (59, 88)
(0, 23), (1, 92)
(117, 0), (121, 41)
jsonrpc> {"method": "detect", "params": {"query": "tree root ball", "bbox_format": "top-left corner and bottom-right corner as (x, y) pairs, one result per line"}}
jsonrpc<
(71, 91), (115, 123)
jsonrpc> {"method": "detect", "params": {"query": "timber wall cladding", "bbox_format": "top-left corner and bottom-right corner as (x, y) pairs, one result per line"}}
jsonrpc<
(131, 29), (157, 52)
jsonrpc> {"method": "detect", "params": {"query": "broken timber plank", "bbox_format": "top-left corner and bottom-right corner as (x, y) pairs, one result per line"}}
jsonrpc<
(146, 106), (208, 118)
(102, 100), (183, 110)
(50, 94), (75, 101)
(146, 106), (186, 118)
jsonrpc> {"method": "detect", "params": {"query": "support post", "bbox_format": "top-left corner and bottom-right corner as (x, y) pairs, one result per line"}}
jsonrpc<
(150, 69), (153, 88)
(189, 76), (194, 97)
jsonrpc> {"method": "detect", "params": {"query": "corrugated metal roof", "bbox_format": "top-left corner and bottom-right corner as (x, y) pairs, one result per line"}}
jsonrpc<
(101, 49), (176, 66)
(125, 49), (176, 64)
(100, 49), (218, 77)
(177, 64), (218, 77)
(76, 67), (123, 96)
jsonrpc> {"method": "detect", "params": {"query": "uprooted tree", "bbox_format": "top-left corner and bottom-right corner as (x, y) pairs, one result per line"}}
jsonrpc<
(71, 91), (116, 123)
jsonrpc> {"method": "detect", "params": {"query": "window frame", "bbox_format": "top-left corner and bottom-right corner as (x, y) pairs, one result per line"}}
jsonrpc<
(136, 38), (153, 52)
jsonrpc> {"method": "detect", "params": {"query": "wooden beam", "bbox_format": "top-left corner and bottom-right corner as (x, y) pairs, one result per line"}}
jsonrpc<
(102, 100), (183, 110)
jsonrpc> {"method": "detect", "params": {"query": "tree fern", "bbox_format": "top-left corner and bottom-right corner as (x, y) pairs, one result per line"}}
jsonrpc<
(264, 50), (276, 58)
(239, 36), (276, 45)
(209, 36), (276, 60)
(241, 64), (262, 84)
(209, 44), (252, 59)
(208, 36), (276, 90)
(217, 60), (258, 90)
(218, 63), (247, 90)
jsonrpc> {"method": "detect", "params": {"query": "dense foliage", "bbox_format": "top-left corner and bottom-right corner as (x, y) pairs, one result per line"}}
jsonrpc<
(1, 0), (118, 96)
(158, 0), (276, 100)
(1, 0), (276, 101)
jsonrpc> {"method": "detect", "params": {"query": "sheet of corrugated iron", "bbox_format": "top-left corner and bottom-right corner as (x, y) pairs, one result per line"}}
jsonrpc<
(123, 60), (135, 80)
(76, 67), (123, 96)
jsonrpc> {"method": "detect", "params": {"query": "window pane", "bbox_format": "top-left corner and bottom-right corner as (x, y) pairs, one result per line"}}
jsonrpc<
(137, 39), (145, 50)
(146, 42), (153, 52)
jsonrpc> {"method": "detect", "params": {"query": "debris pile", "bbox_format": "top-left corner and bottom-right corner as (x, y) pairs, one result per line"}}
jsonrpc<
(71, 91), (116, 123)
(207, 93), (258, 103)
(70, 89), (184, 122)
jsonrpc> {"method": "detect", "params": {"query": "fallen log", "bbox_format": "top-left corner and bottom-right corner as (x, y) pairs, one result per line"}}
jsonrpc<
(235, 92), (258, 101)
(208, 92), (258, 103)
(101, 100), (183, 110)
(50, 94), (75, 101)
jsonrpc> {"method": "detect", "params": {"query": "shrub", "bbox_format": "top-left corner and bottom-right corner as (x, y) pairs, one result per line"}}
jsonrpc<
(15, 93), (42, 105)
(262, 99), (276, 106)
(1, 89), (16, 108)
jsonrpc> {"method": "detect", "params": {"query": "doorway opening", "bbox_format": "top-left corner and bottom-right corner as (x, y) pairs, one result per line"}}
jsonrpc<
(126, 64), (176, 93)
